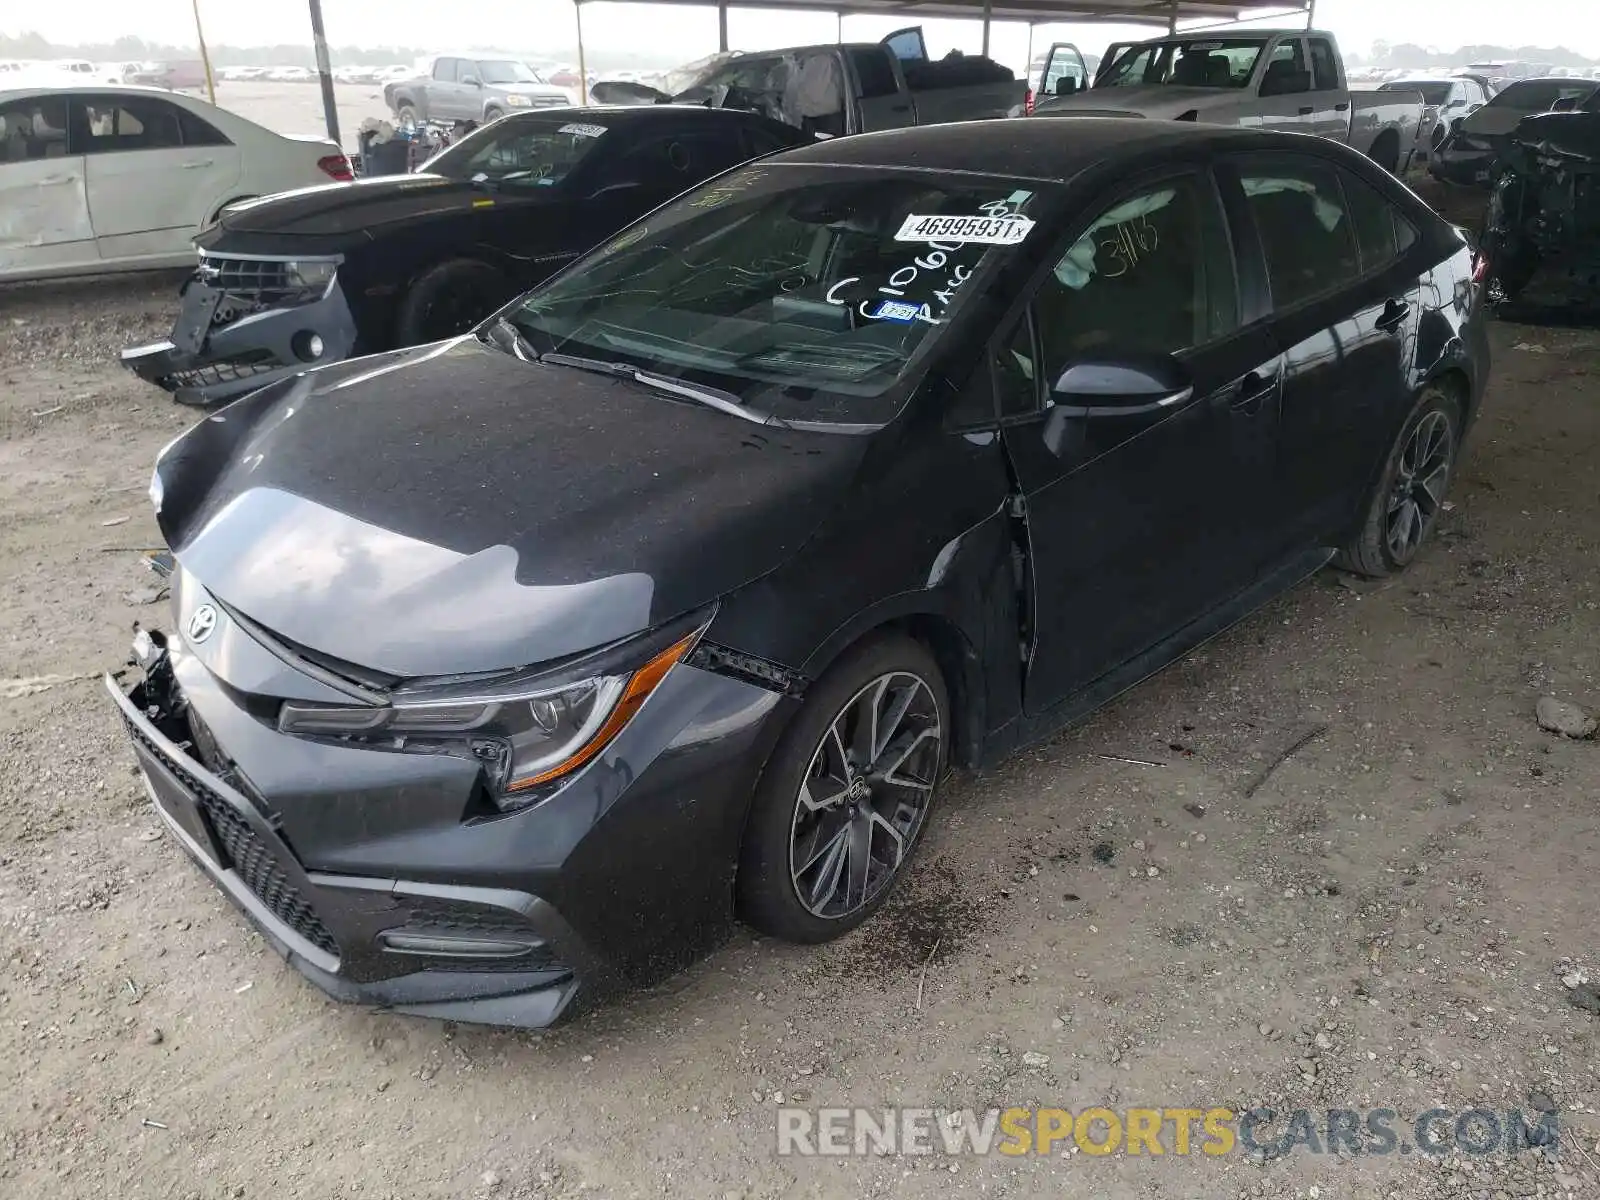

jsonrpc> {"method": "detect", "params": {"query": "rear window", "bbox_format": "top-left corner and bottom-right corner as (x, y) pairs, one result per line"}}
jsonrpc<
(424, 118), (609, 188)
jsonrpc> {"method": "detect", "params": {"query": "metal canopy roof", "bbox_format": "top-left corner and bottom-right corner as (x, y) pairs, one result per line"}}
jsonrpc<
(573, 0), (1311, 27)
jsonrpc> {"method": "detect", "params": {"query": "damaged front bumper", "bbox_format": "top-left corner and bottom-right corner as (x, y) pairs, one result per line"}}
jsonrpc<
(121, 259), (359, 407)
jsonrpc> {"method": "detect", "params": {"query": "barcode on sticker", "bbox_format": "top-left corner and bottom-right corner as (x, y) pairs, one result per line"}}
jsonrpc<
(894, 214), (1034, 245)
(559, 123), (607, 138)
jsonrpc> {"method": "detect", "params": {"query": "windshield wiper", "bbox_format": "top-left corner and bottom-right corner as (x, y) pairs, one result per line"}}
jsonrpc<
(538, 351), (788, 427)
(481, 316), (538, 362)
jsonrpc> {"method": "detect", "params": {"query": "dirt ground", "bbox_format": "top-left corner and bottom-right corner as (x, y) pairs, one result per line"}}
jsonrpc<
(3, 222), (1599, 1197)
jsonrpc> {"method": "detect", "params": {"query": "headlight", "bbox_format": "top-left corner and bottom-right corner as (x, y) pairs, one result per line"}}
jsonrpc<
(503, 93), (531, 107)
(277, 622), (704, 811)
(284, 259), (338, 291)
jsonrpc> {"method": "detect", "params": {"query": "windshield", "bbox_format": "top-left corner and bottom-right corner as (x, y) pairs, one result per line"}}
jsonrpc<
(1489, 80), (1598, 110)
(1099, 39), (1266, 89)
(479, 60), (542, 85)
(506, 167), (1049, 425)
(424, 118), (607, 188)
(1383, 81), (1452, 105)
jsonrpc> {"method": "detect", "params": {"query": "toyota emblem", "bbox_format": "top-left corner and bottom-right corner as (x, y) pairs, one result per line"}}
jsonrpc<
(187, 604), (219, 644)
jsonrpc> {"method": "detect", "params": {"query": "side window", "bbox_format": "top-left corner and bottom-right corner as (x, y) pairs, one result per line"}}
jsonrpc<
(1308, 39), (1339, 92)
(1393, 212), (1418, 254)
(848, 47), (899, 99)
(1042, 50), (1086, 97)
(1240, 160), (1360, 308)
(743, 126), (794, 156)
(1262, 40), (1310, 95)
(79, 98), (185, 154)
(178, 108), (230, 147)
(0, 96), (70, 162)
(433, 58), (457, 82)
(1340, 170), (1399, 272)
(993, 317), (1041, 418)
(1034, 174), (1239, 371)
(668, 130), (754, 180)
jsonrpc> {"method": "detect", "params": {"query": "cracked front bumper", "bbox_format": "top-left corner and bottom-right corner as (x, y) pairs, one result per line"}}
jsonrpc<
(121, 276), (360, 407)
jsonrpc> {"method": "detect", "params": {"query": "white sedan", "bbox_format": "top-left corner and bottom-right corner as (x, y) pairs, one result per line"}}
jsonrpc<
(0, 84), (353, 283)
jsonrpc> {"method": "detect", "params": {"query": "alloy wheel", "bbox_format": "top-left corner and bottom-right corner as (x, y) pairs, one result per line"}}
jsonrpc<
(788, 671), (942, 920)
(1386, 409), (1454, 563)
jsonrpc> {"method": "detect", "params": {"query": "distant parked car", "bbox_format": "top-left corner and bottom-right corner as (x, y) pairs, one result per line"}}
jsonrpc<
(1378, 76), (1490, 158)
(121, 106), (806, 405)
(0, 84), (352, 282)
(385, 55), (572, 127)
(122, 60), (209, 90)
(267, 66), (315, 83)
(1432, 77), (1600, 187)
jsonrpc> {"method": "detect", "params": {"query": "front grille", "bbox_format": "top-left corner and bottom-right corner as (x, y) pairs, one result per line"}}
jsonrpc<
(159, 353), (277, 391)
(199, 255), (304, 305)
(124, 717), (340, 958)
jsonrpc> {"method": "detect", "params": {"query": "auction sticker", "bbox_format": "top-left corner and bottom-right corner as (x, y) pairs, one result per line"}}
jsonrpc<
(559, 123), (608, 138)
(894, 214), (1034, 245)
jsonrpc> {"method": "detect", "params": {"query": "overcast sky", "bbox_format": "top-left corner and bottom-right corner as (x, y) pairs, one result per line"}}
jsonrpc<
(7, 0), (1600, 65)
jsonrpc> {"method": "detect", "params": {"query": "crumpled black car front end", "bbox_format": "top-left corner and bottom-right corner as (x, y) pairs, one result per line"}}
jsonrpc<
(1480, 112), (1600, 308)
(121, 252), (358, 406)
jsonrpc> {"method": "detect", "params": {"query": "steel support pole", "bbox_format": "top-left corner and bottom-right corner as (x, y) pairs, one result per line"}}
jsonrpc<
(719, 1), (730, 52)
(575, 0), (589, 104)
(192, 0), (216, 105)
(308, 0), (341, 147)
(981, 0), (992, 57)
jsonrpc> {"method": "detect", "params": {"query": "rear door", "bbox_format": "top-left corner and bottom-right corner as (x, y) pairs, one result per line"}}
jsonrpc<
(847, 46), (915, 132)
(0, 94), (95, 278)
(1303, 36), (1349, 139)
(1037, 43), (1088, 100)
(998, 169), (1285, 710)
(430, 57), (466, 120)
(1255, 37), (1316, 134)
(1094, 42), (1138, 87)
(1228, 153), (1421, 555)
(79, 93), (240, 263)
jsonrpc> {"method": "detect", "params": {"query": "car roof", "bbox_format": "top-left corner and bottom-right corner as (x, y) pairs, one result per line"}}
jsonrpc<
(503, 103), (787, 129)
(773, 118), (1284, 184)
(0, 82), (193, 102)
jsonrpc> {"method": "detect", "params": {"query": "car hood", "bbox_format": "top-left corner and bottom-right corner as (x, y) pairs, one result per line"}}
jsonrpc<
(1031, 85), (1227, 118)
(208, 174), (549, 243)
(152, 338), (866, 678)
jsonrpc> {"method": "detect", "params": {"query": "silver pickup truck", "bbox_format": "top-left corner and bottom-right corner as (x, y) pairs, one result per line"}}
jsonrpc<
(591, 28), (1025, 137)
(1032, 30), (1424, 175)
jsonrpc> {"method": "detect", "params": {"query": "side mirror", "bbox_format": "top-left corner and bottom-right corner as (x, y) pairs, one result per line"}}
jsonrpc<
(1053, 76), (1079, 96)
(1466, 102), (1483, 113)
(461, 74), (481, 88)
(1042, 357), (1193, 456)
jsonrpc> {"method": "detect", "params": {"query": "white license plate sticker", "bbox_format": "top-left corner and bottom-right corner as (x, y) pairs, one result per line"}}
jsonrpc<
(894, 214), (1034, 245)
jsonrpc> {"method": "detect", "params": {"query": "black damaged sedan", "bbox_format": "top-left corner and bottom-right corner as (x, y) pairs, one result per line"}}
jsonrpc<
(113, 119), (1490, 1028)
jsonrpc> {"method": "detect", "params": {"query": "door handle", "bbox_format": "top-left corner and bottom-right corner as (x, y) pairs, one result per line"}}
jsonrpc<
(1375, 297), (1410, 333)
(180, 159), (215, 169)
(1334, 101), (1350, 111)
(1230, 369), (1279, 415)
(1298, 106), (1314, 116)
(889, 103), (911, 112)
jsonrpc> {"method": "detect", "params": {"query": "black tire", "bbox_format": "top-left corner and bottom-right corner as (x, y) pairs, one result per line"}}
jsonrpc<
(394, 258), (506, 346)
(1368, 131), (1400, 176)
(395, 102), (420, 129)
(1336, 383), (1462, 578)
(483, 106), (504, 123)
(738, 634), (949, 944)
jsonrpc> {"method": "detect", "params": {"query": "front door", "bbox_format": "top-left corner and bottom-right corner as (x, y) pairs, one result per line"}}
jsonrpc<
(1303, 37), (1348, 139)
(0, 95), (96, 277)
(997, 170), (1284, 713)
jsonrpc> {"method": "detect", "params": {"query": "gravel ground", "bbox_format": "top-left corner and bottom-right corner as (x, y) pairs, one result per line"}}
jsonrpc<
(2, 214), (1598, 1198)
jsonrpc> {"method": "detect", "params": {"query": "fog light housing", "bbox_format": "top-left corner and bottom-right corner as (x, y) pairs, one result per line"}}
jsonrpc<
(292, 331), (326, 362)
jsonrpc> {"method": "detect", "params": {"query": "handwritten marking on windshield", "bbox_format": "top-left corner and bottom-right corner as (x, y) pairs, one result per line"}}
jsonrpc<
(688, 169), (769, 209)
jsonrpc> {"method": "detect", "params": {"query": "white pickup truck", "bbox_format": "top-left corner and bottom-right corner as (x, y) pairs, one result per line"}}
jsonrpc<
(1032, 30), (1424, 175)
